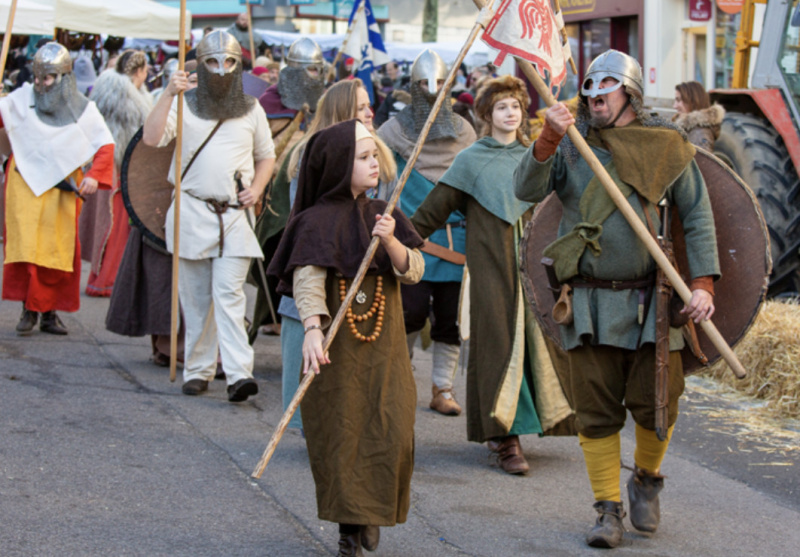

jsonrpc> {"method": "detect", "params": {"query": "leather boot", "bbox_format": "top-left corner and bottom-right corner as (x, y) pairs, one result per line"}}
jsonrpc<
(430, 385), (462, 416)
(337, 531), (364, 557)
(40, 311), (68, 335)
(626, 466), (665, 533)
(359, 525), (380, 552)
(586, 500), (626, 549)
(494, 435), (530, 475)
(16, 306), (38, 336)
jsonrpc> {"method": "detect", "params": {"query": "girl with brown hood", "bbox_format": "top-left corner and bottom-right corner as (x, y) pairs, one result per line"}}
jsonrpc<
(268, 119), (424, 556)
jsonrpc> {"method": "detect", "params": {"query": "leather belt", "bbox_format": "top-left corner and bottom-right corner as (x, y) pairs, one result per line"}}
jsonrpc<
(570, 275), (654, 291)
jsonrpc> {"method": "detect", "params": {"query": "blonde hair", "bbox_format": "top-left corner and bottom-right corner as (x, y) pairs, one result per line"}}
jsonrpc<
(288, 79), (394, 181)
(115, 49), (147, 78)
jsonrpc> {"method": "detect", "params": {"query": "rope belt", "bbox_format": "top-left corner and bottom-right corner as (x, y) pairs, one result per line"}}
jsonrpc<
(187, 192), (244, 257)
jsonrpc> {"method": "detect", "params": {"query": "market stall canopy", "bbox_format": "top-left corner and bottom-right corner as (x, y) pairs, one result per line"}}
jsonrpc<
(0, 0), (54, 35)
(18, 0), (191, 40)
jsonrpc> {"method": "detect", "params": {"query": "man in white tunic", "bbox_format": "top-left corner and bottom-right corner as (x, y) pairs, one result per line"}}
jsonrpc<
(143, 31), (275, 402)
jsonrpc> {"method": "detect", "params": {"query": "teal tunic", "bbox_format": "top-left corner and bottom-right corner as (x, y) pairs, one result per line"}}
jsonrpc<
(513, 140), (720, 351)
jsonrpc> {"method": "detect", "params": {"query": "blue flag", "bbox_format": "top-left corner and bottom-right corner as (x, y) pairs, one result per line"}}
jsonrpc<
(344, 0), (391, 104)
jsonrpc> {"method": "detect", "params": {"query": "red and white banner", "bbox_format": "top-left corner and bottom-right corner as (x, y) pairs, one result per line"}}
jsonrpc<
(481, 0), (569, 90)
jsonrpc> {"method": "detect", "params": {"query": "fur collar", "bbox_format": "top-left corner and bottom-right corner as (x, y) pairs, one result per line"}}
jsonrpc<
(673, 103), (725, 132)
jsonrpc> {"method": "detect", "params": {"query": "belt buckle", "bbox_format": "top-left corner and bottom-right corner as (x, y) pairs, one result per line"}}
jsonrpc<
(611, 280), (623, 291)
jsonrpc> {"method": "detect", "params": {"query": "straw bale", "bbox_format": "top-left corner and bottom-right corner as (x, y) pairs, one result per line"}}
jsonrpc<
(701, 299), (800, 420)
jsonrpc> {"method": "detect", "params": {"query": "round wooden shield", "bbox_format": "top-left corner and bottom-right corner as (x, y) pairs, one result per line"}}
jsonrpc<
(120, 127), (175, 251)
(520, 148), (772, 375)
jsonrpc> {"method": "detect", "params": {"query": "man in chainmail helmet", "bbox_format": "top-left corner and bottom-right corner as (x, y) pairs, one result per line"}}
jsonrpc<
(254, 37), (326, 337)
(514, 49), (719, 549)
(0, 42), (115, 336)
(143, 30), (276, 403)
(377, 49), (476, 421)
(258, 37), (325, 141)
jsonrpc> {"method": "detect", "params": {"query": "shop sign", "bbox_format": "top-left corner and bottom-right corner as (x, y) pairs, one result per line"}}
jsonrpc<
(716, 0), (744, 15)
(560, 0), (597, 16)
(689, 0), (712, 21)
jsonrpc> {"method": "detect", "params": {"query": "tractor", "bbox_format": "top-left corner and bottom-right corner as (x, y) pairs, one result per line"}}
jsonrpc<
(711, 0), (800, 297)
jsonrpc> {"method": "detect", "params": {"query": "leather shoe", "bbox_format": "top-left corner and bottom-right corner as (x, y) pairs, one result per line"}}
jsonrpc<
(181, 379), (208, 396)
(430, 385), (462, 416)
(151, 352), (169, 367)
(16, 308), (38, 336)
(494, 435), (530, 475)
(586, 500), (626, 549)
(214, 362), (225, 380)
(359, 525), (379, 552)
(626, 466), (664, 533)
(227, 378), (258, 402)
(337, 531), (364, 557)
(40, 311), (67, 335)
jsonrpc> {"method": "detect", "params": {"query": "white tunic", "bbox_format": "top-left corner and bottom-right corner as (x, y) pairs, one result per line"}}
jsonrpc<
(159, 98), (275, 260)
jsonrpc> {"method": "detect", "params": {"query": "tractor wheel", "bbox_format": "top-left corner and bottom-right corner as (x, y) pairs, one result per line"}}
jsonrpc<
(714, 112), (800, 297)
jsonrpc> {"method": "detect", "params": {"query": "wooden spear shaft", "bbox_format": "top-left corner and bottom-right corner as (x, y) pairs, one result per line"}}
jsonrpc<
(513, 59), (746, 379)
(247, 2), (256, 66)
(169, 0), (187, 383)
(327, 0), (365, 83)
(251, 5), (493, 479)
(0, 0), (18, 88)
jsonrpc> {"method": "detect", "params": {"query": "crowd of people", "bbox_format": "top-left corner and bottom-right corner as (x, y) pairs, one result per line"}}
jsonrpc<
(1, 15), (725, 555)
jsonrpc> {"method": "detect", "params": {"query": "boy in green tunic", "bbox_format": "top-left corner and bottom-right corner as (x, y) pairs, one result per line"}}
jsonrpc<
(513, 50), (719, 548)
(412, 76), (573, 475)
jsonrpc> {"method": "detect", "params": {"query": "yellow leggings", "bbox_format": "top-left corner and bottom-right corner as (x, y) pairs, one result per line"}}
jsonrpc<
(579, 424), (674, 501)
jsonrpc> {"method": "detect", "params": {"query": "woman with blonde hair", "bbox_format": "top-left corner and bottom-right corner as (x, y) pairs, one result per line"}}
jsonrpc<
(251, 78), (395, 429)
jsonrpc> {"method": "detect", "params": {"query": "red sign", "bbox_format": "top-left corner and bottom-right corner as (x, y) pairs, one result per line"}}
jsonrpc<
(689, 0), (712, 21)
(649, 67), (656, 84)
(717, 0), (744, 15)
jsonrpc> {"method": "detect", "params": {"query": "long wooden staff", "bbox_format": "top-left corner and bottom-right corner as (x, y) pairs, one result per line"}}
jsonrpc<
(0, 0), (18, 89)
(251, 2), (497, 479)
(169, 0), (188, 383)
(326, 0), (365, 83)
(246, 2), (256, 66)
(508, 21), (746, 379)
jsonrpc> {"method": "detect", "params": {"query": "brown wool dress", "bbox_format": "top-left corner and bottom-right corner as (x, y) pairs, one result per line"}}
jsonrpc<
(301, 271), (416, 526)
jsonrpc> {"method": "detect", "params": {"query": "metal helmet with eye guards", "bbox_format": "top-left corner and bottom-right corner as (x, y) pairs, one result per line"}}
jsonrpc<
(410, 49), (447, 95)
(196, 30), (241, 76)
(32, 42), (72, 88)
(580, 49), (643, 99)
(286, 38), (323, 73)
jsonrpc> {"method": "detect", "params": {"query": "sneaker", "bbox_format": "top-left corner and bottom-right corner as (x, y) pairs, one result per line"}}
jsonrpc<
(429, 385), (462, 416)
(227, 378), (258, 402)
(586, 500), (625, 549)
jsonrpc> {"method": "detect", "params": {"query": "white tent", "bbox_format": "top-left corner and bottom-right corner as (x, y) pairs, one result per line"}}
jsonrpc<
(0, 0), (54, 35)
(1, 0), (190, 40)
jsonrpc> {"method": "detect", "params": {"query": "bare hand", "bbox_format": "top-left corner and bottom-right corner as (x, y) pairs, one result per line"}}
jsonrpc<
(237, 186), (258, 208)
(373, 213), (397, 246)
(681, 289), (715, 323)
(544, 102), (575, 137)
(78, 176), (98, 196)
(302, 329), (330, 375)
(167, 70), (189, 96)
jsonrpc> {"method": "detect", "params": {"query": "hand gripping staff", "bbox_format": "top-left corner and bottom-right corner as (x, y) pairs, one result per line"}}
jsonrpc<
(251, 0), (501, 479)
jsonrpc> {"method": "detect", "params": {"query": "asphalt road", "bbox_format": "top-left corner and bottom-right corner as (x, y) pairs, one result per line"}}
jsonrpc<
(1, 269), (799, 556)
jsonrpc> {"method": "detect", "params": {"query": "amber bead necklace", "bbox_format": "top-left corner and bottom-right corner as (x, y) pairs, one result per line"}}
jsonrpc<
(339, 276), (385, 342)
